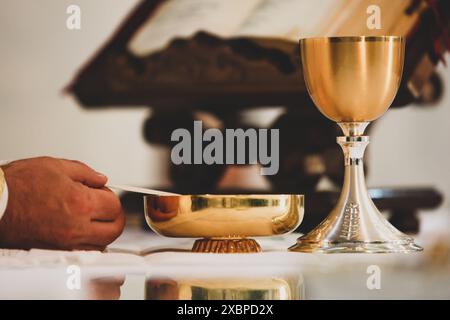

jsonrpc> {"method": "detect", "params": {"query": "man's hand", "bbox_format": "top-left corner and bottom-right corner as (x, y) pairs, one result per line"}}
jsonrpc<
(0, 157), (125, 250)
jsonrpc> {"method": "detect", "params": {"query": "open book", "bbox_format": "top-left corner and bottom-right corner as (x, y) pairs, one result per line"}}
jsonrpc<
(128, 0), (423, 57)
(69, 0), (433, 109)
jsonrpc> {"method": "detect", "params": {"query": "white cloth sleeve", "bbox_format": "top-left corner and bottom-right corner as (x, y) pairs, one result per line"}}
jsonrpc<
(0, 160), (11, 220)
(0, 181), (8, 220)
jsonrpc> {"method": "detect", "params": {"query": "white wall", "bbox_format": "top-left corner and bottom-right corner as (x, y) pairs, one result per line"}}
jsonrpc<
(369, 61), (450, 208)
(0, 0), (449, 208)
(0, 0), (170, 187)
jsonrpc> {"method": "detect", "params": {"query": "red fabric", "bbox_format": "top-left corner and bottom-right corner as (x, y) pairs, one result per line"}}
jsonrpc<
(427, 0), (450, 65)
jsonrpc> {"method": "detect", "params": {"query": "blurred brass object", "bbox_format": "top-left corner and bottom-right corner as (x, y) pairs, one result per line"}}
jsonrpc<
(144, 194), (303, 253)
(290, 36), (422, 253)
(146, 277), (297, 300)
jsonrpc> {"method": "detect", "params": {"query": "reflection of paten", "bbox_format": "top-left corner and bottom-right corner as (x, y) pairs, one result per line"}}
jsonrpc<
(290, 36), (422, 253)
(146, 277), (298, 300)
(144, 194), (304, 253)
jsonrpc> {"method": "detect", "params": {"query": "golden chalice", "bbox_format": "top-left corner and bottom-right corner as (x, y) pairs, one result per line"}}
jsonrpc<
(290, 36), (422, 253)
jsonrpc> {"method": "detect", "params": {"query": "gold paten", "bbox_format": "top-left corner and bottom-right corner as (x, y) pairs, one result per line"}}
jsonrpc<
(144, 194), (304, 253)
(290, 36), (422, 253)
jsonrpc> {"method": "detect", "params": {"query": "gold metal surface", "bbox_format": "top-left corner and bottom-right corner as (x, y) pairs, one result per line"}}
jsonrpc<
(291, 36), (421, 253)
(300, 36), (404, 122)
(144, 194), (304, 253)
(146, 277), (296, 300)
(192, 238), (261, 253)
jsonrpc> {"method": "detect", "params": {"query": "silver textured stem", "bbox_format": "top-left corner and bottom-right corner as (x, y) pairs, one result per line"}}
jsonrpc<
(337, 122), (369, 137)
(289, 123), (423, 253)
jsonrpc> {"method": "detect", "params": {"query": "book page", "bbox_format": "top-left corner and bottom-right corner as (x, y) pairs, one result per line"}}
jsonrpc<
(235, 0), (344, 40)
(127, 0), (418, 56)
(128, 0), (262, 56)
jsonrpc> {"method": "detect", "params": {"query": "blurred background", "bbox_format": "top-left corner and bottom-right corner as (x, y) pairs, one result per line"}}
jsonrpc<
(0, 0), (449, 220)
(0, 0), (168, 187)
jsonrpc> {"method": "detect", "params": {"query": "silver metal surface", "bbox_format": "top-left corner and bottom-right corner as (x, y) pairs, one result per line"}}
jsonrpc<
(290, 123), (422, 253)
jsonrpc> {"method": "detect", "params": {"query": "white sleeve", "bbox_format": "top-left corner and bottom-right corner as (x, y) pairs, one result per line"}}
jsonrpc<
(0, 181), (8, 220)
(0, 161), (11, 220)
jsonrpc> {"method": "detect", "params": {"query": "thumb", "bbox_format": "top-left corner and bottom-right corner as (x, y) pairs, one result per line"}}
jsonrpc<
(61, 159), (108, 188)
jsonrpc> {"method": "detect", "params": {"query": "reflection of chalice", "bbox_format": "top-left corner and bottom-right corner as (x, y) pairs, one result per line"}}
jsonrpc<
(290, 36), (422, 253)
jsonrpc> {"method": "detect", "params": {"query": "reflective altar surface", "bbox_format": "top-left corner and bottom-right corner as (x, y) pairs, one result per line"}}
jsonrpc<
(0, 211), (449, 300)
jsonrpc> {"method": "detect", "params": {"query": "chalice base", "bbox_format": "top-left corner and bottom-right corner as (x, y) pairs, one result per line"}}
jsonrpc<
(289, 129), (422, 254)
(289, 197), (423, 253)
(192, 238), (262, 253)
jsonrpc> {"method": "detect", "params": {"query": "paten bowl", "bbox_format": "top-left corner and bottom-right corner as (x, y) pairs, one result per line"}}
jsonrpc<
(144, 194), (304, 253)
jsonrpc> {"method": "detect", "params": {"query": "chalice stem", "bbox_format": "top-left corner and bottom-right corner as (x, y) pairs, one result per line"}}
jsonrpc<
(336, 135), (370, 242)
(334, 124), (375, 241)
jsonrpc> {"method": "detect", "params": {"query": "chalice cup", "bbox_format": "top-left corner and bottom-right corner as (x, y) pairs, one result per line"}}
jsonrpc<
(289, 36), (422, 253)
